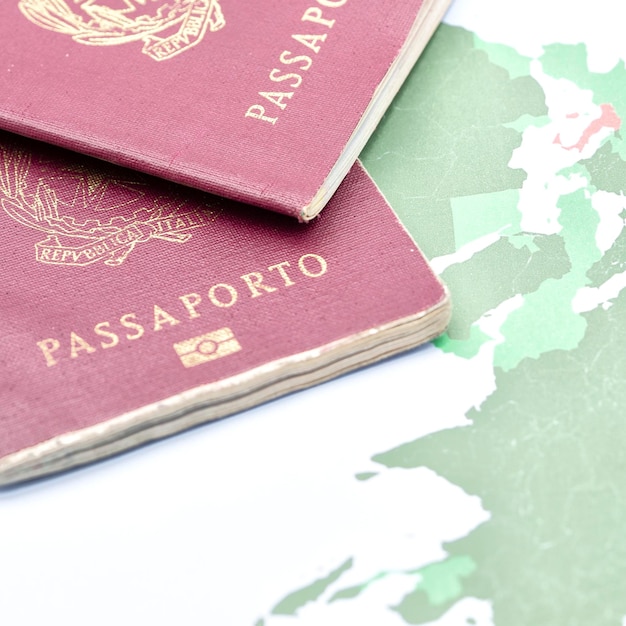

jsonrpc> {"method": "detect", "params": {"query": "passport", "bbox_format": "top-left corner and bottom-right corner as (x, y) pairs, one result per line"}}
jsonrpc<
(0, 0), (450, 220)
(0, 131), (450, 485)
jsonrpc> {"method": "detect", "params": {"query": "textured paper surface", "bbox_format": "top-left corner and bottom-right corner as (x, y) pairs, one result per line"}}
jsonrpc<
(0, 0), (428, 217)
(0, 131), (446, 466)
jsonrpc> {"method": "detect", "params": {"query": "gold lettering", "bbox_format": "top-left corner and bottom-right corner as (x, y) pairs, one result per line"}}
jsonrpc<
(61, 249), (75, 263)
(241, 272), (278, 298)
(302, 7), (335, 28)
(269, 68), (303, 89)
(298, 253), (328, 277)
(179, 293), (203, 319)
(279, 50), (313, 71)
(184, 15), (203, 36)
(120, 313), (144, 341)
(208, 283), (238, 308)
(268, 261), (295, 286)
(93, 243), (108, 256)
(36, 250), (332, 365)
(245, 104), (278, 125)
(70, 332), (96, 359)
(94, 322), (119, 349)
(291, 33), (327, 53)
(258, 91), (294, 110)
(37, 338), (60, 367)
(115, 230), (129, 245)
(127, 226), (142, 242)
(153, 305), (180, 331)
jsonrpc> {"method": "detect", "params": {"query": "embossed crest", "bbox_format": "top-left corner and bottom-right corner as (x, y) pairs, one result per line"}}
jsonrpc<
(18, 0), (225, 60)
(0, 138), (219, 267)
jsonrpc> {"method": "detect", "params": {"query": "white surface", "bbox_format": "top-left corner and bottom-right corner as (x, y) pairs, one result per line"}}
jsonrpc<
(0, 343), (491, 626)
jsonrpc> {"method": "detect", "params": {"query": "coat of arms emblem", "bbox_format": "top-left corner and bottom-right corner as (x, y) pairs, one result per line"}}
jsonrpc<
(0, 137), (219, 267)
(18, 0), (225, 60)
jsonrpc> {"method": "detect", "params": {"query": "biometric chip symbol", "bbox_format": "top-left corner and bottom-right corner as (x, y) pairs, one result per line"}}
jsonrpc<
(173, 328), (242, 368)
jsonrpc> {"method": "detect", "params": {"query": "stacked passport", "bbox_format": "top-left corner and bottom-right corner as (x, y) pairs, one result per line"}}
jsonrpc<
(0, 0), (451, 484)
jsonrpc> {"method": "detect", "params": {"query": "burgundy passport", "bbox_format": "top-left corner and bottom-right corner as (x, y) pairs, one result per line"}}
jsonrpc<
(0, 131), (449, 485)
(0, 0), (450, 219)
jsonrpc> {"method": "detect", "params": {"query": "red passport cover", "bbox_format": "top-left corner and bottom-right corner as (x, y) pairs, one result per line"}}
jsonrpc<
(0, 0), (441, 219)
(0, 131), (448, 484)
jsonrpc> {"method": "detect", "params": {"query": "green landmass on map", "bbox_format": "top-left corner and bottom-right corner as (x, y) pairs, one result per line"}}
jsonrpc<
(260, 22), (626, 626)
(365, 24), (626, 625)
(374, 292), (626, 624)
(360, 25), (547, 260)
(271, 559), (353, 615)
(542, 43), (626, 122)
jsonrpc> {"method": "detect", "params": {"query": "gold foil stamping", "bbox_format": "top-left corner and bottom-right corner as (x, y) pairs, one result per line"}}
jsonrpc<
(173, 327), (241, 368)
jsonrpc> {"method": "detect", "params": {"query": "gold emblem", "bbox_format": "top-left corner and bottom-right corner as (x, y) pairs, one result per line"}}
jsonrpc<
(173, 328), (241, 368)
(0, 138), (220, 267)
(18, 0), (225, 60)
